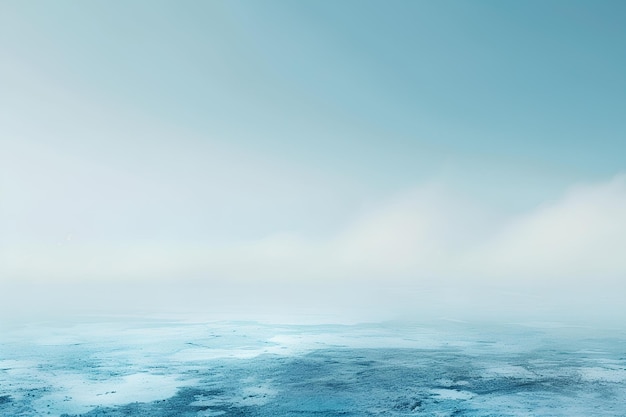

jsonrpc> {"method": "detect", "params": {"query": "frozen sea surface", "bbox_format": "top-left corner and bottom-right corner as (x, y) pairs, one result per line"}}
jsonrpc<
(1, 318), (625, 416)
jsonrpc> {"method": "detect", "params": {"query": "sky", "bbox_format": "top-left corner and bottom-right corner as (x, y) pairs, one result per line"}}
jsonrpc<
(1, 1), (626, 324)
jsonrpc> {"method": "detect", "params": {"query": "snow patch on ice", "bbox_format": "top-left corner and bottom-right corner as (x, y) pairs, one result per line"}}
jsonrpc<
(580, 367), (626, 383)
(34, 372), (192, 415)
(430, 388), (475, 400)
(482, 364), (537, 379)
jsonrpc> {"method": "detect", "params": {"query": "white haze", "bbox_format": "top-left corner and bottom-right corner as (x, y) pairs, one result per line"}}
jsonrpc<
(1, 138), (625, 324)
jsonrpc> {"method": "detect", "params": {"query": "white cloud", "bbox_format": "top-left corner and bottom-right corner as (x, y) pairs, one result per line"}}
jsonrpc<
(465, 174), (626, 287)
(2, 175), (626, 322)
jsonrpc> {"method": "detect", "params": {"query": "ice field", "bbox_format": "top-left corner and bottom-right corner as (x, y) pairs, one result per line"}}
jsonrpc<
(1, 318), (625, 416)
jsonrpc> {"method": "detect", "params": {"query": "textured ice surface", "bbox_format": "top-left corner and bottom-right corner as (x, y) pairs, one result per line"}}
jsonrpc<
(1, 318), (625, 416)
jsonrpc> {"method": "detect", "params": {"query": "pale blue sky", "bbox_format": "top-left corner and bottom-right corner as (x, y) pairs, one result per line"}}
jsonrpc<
(4, 1), (625, 184)
(1, 1), (626, 321)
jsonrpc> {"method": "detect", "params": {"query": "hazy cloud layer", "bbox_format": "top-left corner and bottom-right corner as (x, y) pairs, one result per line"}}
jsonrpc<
(4, 176), (625, 282)
(2, 174), (625, 322)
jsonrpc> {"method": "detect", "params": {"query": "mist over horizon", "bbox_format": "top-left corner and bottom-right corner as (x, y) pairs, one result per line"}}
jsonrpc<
(2, 174), (626, 325)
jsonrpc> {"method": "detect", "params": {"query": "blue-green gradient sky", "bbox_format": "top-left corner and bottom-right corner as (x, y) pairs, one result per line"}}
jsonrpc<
(1, 1), (626, 323)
